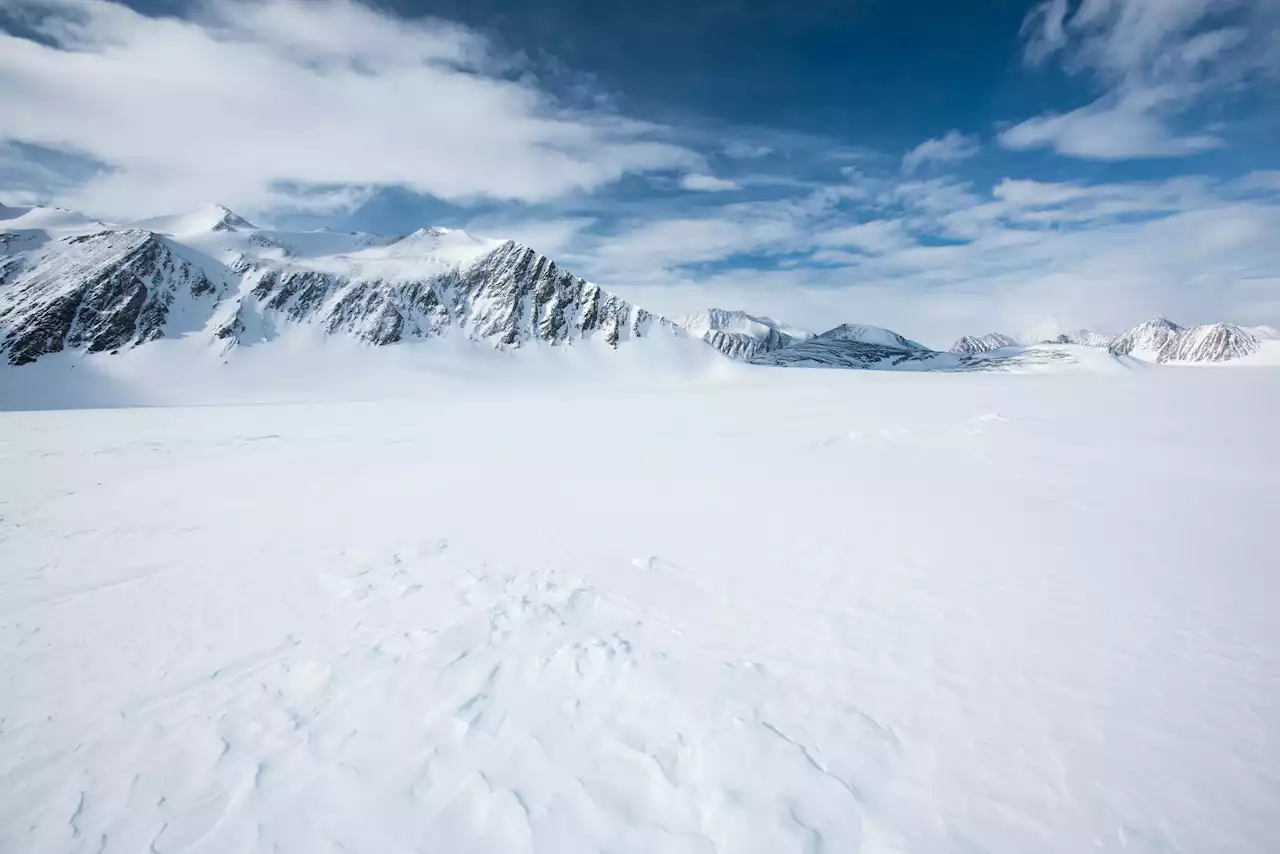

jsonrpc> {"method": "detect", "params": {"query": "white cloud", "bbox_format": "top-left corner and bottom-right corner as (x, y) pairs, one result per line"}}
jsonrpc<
(1005, 0), (1279, 158)
(0, 0), (699, 218)
(679, 173), (740, 192)
(527, 170), (1280, 345)
(1021, 0), (1071, 66)
(901, 131), (981, 174)
(999, 91), (1224, 158)
(813, 220), (909, 255)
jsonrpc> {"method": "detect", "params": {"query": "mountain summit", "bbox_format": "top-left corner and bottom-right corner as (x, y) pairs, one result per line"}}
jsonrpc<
(680, 308), (810, 360)
(1109, 318), (1260, 363)
(0, 204), (680, 365)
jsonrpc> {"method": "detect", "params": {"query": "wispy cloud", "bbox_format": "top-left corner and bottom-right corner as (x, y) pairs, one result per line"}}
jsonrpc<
(1003, 0), (1280, 159)
(901, 131), (981, 174)
(515, 169), (1280, 344)
(723, 142), (773, 159)
(0, 0), (699, 218)
(679, 173), (740, 192)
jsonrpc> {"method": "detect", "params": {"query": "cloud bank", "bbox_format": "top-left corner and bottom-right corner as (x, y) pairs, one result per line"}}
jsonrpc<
(0, 0), (698, 217)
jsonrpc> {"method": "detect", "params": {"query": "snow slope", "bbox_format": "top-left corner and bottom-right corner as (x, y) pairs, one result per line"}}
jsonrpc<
(1020, 320), (1112, 347)
(680, 308), (810, 361)
(3, 203), (1273, 371)
(2, 368), (1278, 854)
(0, 204), (684, 364)
(812, 323), (927, 350)
(1109, 317), (1260, 363)
(951, 332), (1018, 355)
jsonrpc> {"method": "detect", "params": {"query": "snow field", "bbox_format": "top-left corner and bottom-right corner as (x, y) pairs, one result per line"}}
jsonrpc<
(2, 368), (1278, 853)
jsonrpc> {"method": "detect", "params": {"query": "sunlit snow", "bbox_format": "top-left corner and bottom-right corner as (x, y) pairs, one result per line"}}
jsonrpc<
(2, 350), (1277, 854)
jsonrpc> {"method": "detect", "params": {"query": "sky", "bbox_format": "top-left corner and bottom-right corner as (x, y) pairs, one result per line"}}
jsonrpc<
(1, 0), (1279, 342)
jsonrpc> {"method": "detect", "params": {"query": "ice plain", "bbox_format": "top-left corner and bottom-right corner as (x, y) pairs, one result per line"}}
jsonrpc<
(1, 347), (1278, 854)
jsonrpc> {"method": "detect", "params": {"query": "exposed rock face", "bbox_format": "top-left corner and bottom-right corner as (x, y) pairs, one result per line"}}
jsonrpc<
(4, 203), (1268, 370)
(749, 323), (938, 369)
(952, 333), (1017, 356)
(215, 241), (674, 350)
(0, 230), (219, 365)
(1037, 330), (1112, 347)
(1108, 317), (1185, 360)
(1158, 323), (1259, 363)
(813, 324), (927, 351)
(680, 308), (809, 361)
(0, 206), (679, 365)
(1108, 317), (1259, 363)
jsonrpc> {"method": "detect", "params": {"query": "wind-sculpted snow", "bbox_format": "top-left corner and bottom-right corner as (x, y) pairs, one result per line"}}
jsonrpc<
(2, 372), (1277, 853)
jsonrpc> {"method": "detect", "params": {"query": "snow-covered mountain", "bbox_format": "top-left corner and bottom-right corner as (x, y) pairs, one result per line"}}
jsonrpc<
(749, 323), (947, 369)
(0, 228), (222, 365)
(814, 323), (927, 350)
(951, 332), (1018, 356)
(1041, 330), (1112, 347)
(750, 323), (1128, 373)
(1, 203), (681, 365)
(680, 308), (810, 361)
(1108, 317), (1185, 360)
(4, 202), (1272, 371)
(1020, 320), (1111, 347)
(1108, 317), (1259, 363)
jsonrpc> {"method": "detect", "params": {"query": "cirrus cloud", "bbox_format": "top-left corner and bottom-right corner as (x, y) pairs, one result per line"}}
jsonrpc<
(1003, 0), (1280, 159)
(901, 130), (981, 174)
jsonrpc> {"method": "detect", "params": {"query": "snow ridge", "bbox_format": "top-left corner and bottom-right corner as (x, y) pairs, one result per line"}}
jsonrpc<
(1, 203), (1272, 369)
(1108, 317), (1259, 363)
(952, 333), (1018, 356)
(680, 308), (810, 361)
(1, 204), (680, 364)
(0, 230), (221, 365)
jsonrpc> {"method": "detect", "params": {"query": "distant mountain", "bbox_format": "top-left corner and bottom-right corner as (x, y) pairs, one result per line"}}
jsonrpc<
(130, 202), (257, 235)
(680, 308), (810, 361)
(1108, 317), (1259, 363)
(1107, 317), (1185, 360)
(749, 323), (942, 369)
(814, 323), (927, 350)
(1040, 330), (1112, 347)
(951, 333), (1017, 356)
(3, 202), (1273, 371)
(1020, 320), (1112, 347)
(1, 203), (683, 365)
(751, 323), (1126, 373)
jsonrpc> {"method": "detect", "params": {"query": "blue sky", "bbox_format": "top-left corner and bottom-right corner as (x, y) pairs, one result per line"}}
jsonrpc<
(1, 0), (1278, 340)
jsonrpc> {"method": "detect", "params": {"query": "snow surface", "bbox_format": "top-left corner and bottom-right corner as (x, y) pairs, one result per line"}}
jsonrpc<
(0, 203), (109, 236)
(3, 356), (1279, 854)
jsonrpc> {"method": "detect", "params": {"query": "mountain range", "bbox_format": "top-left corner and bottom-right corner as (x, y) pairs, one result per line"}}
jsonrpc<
(1, 202), (1271, 370)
